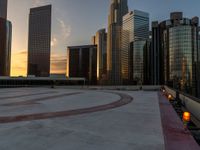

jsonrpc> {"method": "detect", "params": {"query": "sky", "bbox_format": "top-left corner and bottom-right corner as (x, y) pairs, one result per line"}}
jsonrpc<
(8, 0), (200, 76)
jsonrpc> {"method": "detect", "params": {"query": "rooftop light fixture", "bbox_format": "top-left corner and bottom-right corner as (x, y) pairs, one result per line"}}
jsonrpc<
(183, 112), (191, 130)
(168, 94), (172, 100)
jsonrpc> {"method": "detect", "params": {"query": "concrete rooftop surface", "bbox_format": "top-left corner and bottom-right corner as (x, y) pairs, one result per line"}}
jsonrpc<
(0, 87), (199, 150)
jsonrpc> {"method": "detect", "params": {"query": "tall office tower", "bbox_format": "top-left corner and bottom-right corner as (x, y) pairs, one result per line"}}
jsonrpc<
(198, 27), (200, 59)
(121, 10), (149, 84)
(28, 5), (51, 77)
(0, 0), (12, 76)
(197, 27), (200, 97)
(153, 12), (199, 96)
(93, 29), (107, 83)
(143, 40), (151, 85)
(151, 21), (162, 85)
(132, 40), (150, 85)
(0, 0), (7, 19)
(66, 45), (97, 85)
(0, 18), (12, 76)
(107, 0), (128, 85)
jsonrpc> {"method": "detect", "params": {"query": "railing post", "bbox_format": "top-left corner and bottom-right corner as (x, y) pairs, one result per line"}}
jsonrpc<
(175, 90), (182, 106)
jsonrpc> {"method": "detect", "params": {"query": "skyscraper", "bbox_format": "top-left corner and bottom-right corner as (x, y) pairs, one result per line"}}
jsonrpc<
(66, 45), (97, 85)
(0, 0), (12, 76)
(152, 12), (199, 96)
(197, 27), (200, 97)
(151, 21), (162, 85)
(0, 0), (7, 19)
(198, 27), (200, 58)
(92, 29), (107, 83)
(28, 5), (52, 77)
(107, 0), (128, 85)
(0, 18), (12, 76)
(121, 10), (149, 84)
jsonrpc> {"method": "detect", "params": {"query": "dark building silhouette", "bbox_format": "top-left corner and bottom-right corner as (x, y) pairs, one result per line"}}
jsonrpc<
(143, 40), (152, 85)
(66, 45), (97, 85)
(197, 28), (200, 97)
(0, 0), (7, 19)
(151, 21), (162, 85)
(28, 5), (51, 77)
(0, 18), (12, 76)
(0, 0), (12, 76)
(152, 12), (199, 96)
(92, 29), (107, 83)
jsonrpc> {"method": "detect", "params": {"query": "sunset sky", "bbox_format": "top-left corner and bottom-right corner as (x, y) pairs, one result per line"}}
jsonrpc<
(8, 0), (200, 76)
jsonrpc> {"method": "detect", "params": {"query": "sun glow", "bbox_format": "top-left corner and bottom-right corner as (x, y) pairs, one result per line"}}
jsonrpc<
(11, 50), (27, 76)
(11, 50), (66, 76)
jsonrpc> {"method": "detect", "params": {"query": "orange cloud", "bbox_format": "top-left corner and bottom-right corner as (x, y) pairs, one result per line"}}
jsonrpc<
(51, 53), (66, 74)
(11, 50), (66, 76)
(51, 37), (58, 47)
(11, 50), (27, 76)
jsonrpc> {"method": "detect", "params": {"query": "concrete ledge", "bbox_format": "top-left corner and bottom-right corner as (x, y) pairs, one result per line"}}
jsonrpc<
(158, 92), (200, 150)
(57, 85), (161, 91)
(164, 86), (200, 128)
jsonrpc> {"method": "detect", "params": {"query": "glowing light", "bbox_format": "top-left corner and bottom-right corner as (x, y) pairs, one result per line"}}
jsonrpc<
(183, 112), (191, 122)
(168, 94), (172, 100)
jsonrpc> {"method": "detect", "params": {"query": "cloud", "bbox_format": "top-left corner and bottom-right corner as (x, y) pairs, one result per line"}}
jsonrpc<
(32, 0), (50, 7)
(51, 53), (66, 74)
(11, 50), (28, 76)
(12, 50), (66, 75)
(51, 37), (58, 47)
(14, 50), (27, 56)
(57, 18), (71, 40)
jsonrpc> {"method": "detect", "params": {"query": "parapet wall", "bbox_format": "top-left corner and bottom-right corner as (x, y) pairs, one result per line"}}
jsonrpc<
(164, 86), (200, 127)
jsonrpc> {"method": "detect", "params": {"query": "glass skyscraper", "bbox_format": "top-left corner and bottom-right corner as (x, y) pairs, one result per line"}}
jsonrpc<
(132, 40), (145, 83)
(153, 12), (199, 96)
(121, 10), (149, 84)
(107, 0), (128, 85)
(28, 5), (52, 77)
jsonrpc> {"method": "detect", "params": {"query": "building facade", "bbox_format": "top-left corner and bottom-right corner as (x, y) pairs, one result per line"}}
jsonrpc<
(107, 0), (128, 85)
(198, 27), (200, 61)
(198, 28), (200, 97)
(153, 12), (199, 96)
(28, 5), (52, 77)
(0, 18), (12, 76)
(151, 21), (162, 85)
(92, 29), (107, 83)
(0, 0), (12, 76)
(66, 45), (97, 85)
(121, 10), (149, 84)
(131, 40), (151, 85)
(0, 0), (7, 19)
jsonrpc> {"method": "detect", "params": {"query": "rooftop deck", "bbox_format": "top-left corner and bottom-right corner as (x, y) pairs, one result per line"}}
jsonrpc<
(0, 87), (198, 150)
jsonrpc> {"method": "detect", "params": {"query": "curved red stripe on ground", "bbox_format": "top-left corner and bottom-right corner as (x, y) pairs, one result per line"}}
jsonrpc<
(0, 92), (133, 124)
(2, 92), (82, 106)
